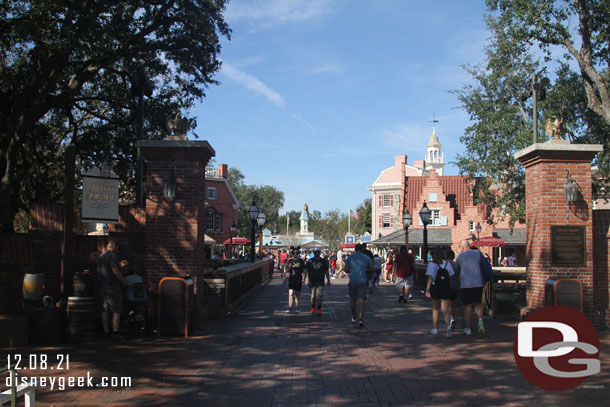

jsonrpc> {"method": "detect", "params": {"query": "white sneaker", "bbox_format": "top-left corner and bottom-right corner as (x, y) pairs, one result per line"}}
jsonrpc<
(284, 309), (292, 313)
(295, 309), (301, 313)
(446, 326), (452, 338)
(351, 317), (357, 322)
(450, 318), (456, 330)
(477, 319), (485, 334)
(430, 328), (438, 335)
(464, 328), (472, 336)
(407, 294), (413, 300)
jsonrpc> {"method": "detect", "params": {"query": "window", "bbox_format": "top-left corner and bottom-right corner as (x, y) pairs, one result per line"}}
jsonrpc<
(206, 210), (215, 231)
(382, 214), (392, 228)
(206, 187), (218, 200)
(469, 221), (475, 232)
(381, 194), (393, 207)
(429, 209), (439, 225)
(429, 193), (438, 202)
(215, 215), (222, 232)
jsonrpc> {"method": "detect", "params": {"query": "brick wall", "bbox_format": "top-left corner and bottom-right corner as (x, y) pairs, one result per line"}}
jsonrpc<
(204, 177), (238, 244)
(139, 140), (214, 327)
(517, 146), (600, 325)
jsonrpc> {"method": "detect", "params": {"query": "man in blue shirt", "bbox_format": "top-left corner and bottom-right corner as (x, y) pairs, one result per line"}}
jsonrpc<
(345, 244), (373, 327)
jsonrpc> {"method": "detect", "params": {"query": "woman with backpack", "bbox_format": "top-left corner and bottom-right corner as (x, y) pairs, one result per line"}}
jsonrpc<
(425, 247), (455, 338)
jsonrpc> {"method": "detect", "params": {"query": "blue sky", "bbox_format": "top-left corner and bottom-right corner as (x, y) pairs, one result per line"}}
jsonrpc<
(193, 0), (491, 215)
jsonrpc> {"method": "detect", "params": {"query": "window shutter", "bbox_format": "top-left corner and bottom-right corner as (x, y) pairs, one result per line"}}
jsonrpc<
(390, 194), (394, 207)
(390, 215), (393, 227)
(378, 195), (382, 207)
(378, 216), (382, 228)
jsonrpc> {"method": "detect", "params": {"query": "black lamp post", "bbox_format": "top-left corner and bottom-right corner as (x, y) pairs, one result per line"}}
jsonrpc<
(249, 202), (259, 262)
(476, 222), (482, 246)
(229, 222), (237, 259)
(402, 210), (412, 249)
(419, 202), (431, 263)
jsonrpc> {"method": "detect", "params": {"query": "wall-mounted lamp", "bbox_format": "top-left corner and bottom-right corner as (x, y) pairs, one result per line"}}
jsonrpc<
(564, 170), (579, 203)
(163, 162), (177, 201)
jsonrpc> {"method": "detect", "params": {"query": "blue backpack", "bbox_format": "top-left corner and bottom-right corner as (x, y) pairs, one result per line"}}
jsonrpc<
(480, 253), (493, 283)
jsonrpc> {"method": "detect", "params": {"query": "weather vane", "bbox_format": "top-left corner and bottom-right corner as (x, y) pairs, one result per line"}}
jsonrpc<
(429, 114), (439, 126)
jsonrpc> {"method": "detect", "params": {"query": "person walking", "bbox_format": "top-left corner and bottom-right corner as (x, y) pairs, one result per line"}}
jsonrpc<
(446, 250), (461, 330)
(361, 243), (374, 294)
(383, 251), (394, 282)
(425, 247), (455, 338)
(393, 245), (415, 303)
(97, 239), (134, 339)
(345, 243), (374, 328)
(285, 247), (305, 313)
(279, 249), (289, 277)
(372, 254), (382, 288)
(456, 240), (487, 335)
(304, 248), (331, 315)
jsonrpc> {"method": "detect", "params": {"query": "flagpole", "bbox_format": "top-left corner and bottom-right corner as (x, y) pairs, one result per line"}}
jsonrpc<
(348, 208), (351, 235)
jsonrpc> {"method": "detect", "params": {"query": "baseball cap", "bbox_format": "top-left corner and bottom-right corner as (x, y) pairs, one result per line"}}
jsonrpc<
(314, 247), (321, 252)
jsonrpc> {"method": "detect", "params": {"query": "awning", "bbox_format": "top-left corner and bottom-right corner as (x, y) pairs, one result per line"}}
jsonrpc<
(472, 236), (507, 247)
(338, 243), (356, 249)
(204, 234), (217, 244)
(370, 229), (452, 246)
(222, 237), (251, 244)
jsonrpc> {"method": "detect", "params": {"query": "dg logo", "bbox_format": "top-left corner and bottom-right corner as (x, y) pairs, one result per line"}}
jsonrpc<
(513, 305), (601, 391)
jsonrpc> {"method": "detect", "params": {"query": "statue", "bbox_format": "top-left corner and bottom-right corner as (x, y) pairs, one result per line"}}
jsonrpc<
(166, 112), (189, 140)
(545, 115), (564, 141)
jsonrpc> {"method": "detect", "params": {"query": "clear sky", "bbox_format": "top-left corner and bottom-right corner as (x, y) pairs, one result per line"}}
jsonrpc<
(192, 0), (491, 215)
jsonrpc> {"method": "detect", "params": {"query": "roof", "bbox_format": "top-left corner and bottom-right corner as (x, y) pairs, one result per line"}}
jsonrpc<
(427, 129), (441, 147)
(300, 210), (309, 221)
(370, 228), (452, 246)
(404, 175), (475, 221)
(494, 229), (526, 245)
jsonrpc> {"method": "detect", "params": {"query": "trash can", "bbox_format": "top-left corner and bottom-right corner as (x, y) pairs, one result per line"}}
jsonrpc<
(158, 277), (194, 337)
(545, 278), (582, 312)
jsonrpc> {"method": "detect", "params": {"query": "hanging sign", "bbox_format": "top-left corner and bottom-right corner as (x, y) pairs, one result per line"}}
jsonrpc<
(82, 166), (119, 224)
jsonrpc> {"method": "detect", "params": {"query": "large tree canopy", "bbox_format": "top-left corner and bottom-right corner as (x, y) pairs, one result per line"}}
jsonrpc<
(0, 0), (231, 232)
(454, 0), (610, 225)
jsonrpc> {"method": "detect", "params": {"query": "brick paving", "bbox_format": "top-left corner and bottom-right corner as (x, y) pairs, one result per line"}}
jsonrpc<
(2, 273), (609, 406)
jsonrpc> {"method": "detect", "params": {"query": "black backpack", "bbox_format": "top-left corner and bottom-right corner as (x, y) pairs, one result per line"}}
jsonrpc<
(434, 262), (451, 292)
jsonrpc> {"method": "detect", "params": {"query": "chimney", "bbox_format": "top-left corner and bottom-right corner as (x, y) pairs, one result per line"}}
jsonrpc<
(394, 155), (407, 168)
(219, 164), (228, 178)
(413, 160), (425, 169)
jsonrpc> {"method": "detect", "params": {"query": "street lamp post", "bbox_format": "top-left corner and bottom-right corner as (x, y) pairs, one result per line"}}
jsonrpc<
(257, 211), (266, 258)
(249, 202), (259, 262)
(419, 202), (431, 263)
(476, 222), (482, 246)
(229, 222), (237, 259)
(402, 210), (412, 249)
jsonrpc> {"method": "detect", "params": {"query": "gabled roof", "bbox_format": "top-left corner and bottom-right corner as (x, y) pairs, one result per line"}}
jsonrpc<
(206, 177), (240, 207)
(494, 229), (526, 245)
(404, 176), (474, 220)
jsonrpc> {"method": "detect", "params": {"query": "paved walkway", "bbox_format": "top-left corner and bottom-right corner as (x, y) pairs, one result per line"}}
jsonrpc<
(2, 274), (609, 406)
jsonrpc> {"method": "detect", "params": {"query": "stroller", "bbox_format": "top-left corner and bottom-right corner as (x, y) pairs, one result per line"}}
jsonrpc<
(122, 274), (148, 334)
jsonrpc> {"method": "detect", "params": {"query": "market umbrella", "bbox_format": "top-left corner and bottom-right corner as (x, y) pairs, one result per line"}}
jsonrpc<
(223, 237), (251, 244)
(472, 236), (507, 247)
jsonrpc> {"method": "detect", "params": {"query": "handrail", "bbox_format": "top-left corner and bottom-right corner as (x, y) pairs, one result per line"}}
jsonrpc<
(0, 367), (16, 407)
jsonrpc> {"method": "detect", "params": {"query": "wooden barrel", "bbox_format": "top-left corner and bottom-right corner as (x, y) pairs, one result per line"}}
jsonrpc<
(32, 308), (64, 345)
(73, 272), (93, 296)
(23, 273), (45, 300)
(66, 297), (97, 342)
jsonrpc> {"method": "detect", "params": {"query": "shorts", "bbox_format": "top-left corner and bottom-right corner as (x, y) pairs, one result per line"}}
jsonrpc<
(348, 283), (367, 299)
(99, 284), (123, 313)
(288, 276), (303, 291)
(395, 276), (413, 289)
(448, 290), (459, 301)
(310, 285), (324, 299)
(281, 263), (289, 272)
(460, 287), (483, 305)
(336, 261), (344, 272)
(430, 284), (451, 300)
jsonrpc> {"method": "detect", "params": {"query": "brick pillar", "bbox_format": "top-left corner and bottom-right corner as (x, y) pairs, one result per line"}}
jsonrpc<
(138, 140), (215, 327)
(515, 140), (602, 323)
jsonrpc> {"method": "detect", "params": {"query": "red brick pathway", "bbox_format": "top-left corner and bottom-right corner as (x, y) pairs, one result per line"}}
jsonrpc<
(2, 275), (609, 406)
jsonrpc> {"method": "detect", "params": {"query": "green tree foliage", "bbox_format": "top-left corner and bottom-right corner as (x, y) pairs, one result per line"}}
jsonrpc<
(226, 167), (285, 237)
(0, 0), (231, 232)
(453, 0), (610, 224)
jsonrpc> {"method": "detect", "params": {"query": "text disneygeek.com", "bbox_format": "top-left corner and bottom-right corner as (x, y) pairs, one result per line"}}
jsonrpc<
(6, 372), (132, 391)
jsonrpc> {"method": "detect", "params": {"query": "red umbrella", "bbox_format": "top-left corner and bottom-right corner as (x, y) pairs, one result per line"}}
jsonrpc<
(472, 236), (507, 247)
(223, 237), (251, 244)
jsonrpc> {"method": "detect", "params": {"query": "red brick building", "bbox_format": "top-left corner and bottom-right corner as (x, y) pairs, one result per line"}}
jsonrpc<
(204, 164), (240, 245)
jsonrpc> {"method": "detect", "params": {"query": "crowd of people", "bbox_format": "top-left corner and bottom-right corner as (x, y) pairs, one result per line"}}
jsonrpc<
(274, 239), (493, 337)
